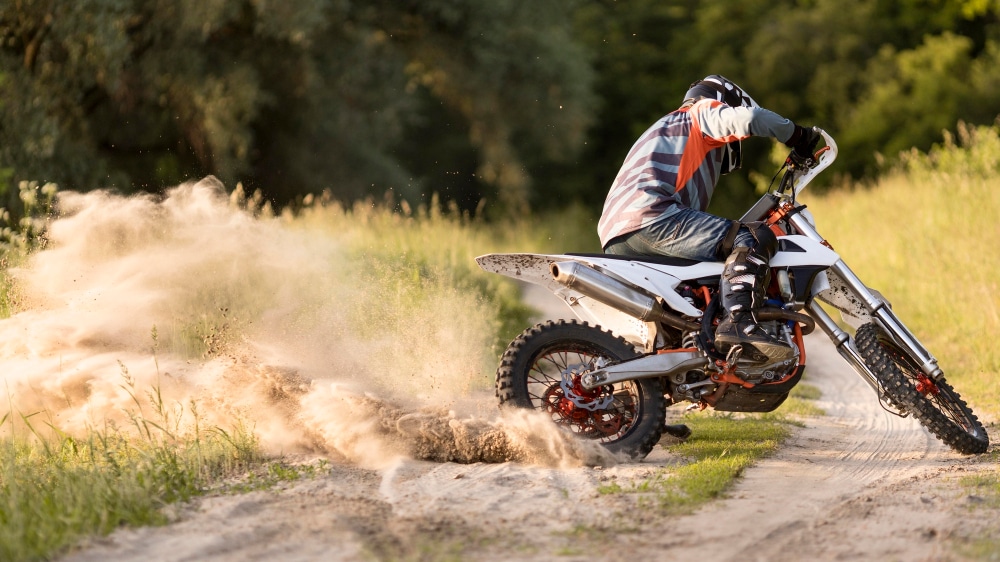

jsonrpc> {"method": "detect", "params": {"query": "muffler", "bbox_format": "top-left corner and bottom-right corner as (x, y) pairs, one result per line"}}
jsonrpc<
(550, 261), (700, 332)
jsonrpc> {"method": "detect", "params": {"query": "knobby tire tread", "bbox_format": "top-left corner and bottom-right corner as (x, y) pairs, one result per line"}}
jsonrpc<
(855, 322), (988, 455)
(496, 320), (667, 460)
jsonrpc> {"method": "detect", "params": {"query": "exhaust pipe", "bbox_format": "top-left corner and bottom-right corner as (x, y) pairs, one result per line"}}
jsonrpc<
(550, 261), (700, 332)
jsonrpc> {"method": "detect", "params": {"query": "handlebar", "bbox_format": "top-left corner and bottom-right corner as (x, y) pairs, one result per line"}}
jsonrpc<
(790, 128), (837, 196)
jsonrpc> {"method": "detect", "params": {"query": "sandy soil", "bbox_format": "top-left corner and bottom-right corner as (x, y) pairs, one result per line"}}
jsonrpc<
(62, 291), (998, 562)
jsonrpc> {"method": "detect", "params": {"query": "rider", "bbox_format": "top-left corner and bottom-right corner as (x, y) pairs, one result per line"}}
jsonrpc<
(598, 75), (819, 364)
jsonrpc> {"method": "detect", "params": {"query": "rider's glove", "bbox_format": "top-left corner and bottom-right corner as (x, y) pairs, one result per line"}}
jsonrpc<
(784, 124), (820, 159)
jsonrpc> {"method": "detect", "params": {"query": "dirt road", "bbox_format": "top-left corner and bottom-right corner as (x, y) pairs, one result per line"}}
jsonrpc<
(62, 286), (997, 561)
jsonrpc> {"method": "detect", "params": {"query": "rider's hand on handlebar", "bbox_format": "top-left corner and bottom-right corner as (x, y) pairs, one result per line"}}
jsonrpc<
(785, 124), (821, 161)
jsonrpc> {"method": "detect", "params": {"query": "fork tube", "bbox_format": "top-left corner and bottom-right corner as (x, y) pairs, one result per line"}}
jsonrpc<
(872, 307), (944, 379)
(805, 300), (883, 395)
(829, 261), (942, 379)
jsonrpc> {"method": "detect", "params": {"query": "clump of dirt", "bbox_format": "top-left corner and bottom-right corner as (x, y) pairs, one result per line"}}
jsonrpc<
(297, 381), (618, 468)
(396, 409), (516, 463)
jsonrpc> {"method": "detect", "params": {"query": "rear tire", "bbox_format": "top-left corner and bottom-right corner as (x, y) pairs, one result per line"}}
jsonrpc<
(855, 322), (988, 454)
(496, 320), (667, 460)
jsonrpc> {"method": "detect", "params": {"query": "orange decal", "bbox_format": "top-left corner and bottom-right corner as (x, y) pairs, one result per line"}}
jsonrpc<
(675, 101), (731, 193)
(657, 347), (700, 354)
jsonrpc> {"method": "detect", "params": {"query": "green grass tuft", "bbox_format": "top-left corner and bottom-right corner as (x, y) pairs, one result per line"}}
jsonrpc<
(600, 413), (796, 515)
(782, 382), (826, 417)
(0, 425), (262, 562)
(658, 414), (792, 511)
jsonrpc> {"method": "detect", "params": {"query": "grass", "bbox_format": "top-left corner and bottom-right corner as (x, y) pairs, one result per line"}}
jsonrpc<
(784, 381), (826, 417)
(962, 470), (1000, 509)
(290, 194), (599, 355)
(0, 361), (333, 562)
(0, 343), (271, 561)
(955, 448), (1000, 558)
(0, 416), (263, 562)
(223, 458), (331, 494)
(660, 414), (793, 511)
(599, 414), (794, 515)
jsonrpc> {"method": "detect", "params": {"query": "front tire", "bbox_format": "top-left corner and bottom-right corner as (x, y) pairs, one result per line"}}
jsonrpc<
(496, 320), (667, 460)
(855, 322), (989, 454)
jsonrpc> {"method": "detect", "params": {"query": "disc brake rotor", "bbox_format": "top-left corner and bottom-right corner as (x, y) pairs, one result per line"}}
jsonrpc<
(540, 360), (627, 437)
(560, 362), (613, 411)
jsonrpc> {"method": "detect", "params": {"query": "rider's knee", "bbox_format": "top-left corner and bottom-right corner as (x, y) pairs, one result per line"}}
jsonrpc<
(721, 221), (778, 260)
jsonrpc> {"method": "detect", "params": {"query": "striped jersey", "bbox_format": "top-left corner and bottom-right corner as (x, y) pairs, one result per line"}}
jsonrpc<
(597, 99), (796, 247)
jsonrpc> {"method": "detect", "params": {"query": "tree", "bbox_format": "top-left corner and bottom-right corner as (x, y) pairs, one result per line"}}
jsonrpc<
(0, 0), (595, 214)
(4, 0), (1000, 220)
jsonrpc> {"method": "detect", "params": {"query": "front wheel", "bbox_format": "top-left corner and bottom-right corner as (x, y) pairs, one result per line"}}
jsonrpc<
(855, 322), (989, 454)
(496, 320), (667, 460)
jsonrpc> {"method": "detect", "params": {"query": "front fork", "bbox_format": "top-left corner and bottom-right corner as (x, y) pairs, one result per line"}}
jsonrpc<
(788, 213), (944, 410)
(823, 260), (943, 379)
(805, 299), (891, 400)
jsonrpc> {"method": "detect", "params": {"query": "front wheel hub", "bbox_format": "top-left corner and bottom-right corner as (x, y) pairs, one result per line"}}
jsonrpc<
(915, 374), (940, 396)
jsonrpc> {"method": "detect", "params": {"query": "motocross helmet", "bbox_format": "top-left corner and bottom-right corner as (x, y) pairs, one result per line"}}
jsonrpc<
(682, 75), (759, 174)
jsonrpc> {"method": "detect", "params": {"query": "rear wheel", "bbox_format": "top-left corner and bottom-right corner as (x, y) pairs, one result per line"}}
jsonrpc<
(496, 320), (667, 459)
(855, 322), (988, 454)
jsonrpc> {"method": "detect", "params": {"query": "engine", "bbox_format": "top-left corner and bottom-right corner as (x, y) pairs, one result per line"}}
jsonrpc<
(668, 320), (802, 412)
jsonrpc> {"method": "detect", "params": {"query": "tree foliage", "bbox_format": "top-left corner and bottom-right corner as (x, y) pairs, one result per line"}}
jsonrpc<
(0, 0), (591, 213)
(2, 1), (1000, 219)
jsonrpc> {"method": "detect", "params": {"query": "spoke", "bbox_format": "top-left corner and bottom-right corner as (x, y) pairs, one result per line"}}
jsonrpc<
(881, 340), (979, 435)
(529, 369), (560, 385)
(555, 351), (570, 369)
(931, 391), (975, 431)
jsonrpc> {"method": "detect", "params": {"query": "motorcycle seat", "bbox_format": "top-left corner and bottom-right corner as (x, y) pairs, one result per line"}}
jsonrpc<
(567, 252), (710, 267)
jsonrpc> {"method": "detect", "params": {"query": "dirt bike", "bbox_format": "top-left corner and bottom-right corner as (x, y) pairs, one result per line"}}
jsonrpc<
(476, 129), (989, 460)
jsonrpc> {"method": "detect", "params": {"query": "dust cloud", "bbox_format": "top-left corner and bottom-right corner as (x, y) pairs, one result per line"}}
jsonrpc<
(0, 178), (613, 468)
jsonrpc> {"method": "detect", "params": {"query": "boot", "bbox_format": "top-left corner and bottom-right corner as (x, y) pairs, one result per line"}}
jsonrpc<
(714, 247), (795, 364)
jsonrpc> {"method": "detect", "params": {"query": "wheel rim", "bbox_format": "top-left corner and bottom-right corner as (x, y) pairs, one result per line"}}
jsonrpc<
(878, 337), (982, 435)
(527, 343), (641, 443)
